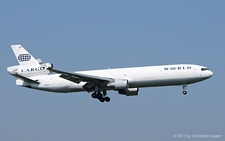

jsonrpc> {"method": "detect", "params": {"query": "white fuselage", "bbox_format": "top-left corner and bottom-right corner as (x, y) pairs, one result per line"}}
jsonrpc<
(16, 64), (213, 93)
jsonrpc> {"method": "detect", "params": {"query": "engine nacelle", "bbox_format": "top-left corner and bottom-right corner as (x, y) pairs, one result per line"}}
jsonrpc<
(118, 88), (139, 96)
(107, 79), (128, 90)
(7, 63), (53, 77)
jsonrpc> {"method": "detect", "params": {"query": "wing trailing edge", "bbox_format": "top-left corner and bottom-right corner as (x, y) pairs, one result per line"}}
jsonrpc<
(47, 67), (112, 84)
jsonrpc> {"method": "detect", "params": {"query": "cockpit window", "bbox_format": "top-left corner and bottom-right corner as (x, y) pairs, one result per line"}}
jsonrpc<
(201, 68), (209, 71)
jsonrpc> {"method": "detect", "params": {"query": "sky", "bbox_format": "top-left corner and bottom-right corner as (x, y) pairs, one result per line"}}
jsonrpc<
(1, 1), (224, 141)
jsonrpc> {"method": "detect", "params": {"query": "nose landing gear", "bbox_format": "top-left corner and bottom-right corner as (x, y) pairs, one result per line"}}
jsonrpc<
(182, 84), (187, 95)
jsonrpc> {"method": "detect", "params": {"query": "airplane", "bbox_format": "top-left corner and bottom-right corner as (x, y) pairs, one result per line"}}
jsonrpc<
(7, 45), (213, 102)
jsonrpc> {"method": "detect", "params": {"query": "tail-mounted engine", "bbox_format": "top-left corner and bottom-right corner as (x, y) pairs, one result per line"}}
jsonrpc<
(7, 63), (53, 77)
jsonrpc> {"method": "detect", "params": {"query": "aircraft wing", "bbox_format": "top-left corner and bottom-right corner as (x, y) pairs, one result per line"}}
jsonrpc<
(48, 67), (112, 85)
(11, 74), (40, 84)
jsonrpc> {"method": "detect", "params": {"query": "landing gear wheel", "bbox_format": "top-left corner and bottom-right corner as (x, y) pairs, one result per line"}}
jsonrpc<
(96, 93), (102, 99)
(91, 93), (97, 98)
(99, 98), (105, 102)
(104, 97), (110, 102)
(183, 91), (187, 95)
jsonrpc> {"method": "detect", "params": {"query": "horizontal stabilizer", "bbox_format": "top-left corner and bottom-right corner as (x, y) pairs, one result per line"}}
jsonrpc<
(11, 74), (40, 84)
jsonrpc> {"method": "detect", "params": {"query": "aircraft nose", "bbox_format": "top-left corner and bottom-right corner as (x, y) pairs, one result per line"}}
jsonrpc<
(207, 70), (213, 78)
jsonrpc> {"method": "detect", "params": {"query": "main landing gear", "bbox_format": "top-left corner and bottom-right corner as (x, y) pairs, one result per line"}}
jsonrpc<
(90, 85), (110, 102)
(182, 84), (187, 95)
(91, 92), (110, 102)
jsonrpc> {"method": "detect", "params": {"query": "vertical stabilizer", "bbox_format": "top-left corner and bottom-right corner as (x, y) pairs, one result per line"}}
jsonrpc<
(11, 45), (39, 66)
(9, 45), (52, 77)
